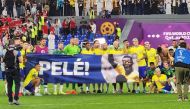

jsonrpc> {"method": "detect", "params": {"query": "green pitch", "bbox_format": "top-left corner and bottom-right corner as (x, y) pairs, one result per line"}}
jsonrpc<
(0, 81), (189, 109)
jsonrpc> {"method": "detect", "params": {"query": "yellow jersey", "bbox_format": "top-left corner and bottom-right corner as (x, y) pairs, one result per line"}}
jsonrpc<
(146, 48), (157, 67)
(109, 48), (124, 54)
(69, 0), (75, 7)
(130, 45), (146, 67)
(81, 48), (94, 54)
(93, 48), (102, 55)
(152, 74), (167, 91)
(123, 47), (131, 54)
(24, 68), (39, 87)
(19, 49), (31, 69)
(101, 49), (110, 55)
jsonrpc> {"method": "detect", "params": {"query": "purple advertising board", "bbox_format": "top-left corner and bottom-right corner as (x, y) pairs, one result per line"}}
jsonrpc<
(128, 22), (190, 48)
(94, 18), (127, 35)
(141, 22), (190, 48)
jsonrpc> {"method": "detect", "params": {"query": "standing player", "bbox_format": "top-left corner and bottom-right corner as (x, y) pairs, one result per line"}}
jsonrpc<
(81, 41), (94, 93)
(92, 40), (102, 93)
(144, 41), (158, 67)
(34, 38), (50, 95)
(109, 40), (124, 93)
(130, 38), (147, 93)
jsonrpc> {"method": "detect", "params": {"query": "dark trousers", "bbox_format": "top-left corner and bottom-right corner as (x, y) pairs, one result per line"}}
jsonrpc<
(31, 38), (36, 46)
(16, 7), (21, 17)
(6, 69), (21, 102)
(175, 67), (190, 98)
(58, 6), (63, 16)
(122, 5), (127, 15)
(7, 6), (14, 17)
(79, 5), (83, 16)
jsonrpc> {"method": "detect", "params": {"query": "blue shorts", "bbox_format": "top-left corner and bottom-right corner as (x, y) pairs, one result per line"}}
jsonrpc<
(162, 83), (171, 91)
(2, 71), (6, 81)
(139, 66), (147, 78)
(25, 82), (35, 93)
(20, 68), (26, 78)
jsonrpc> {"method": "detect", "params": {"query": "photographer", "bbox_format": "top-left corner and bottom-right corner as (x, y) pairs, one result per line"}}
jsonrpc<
(3, 39), (22, 105)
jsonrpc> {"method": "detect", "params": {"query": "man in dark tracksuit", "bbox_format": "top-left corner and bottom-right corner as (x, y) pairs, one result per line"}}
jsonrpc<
(4, 40), (22, 105)
(174, 42), (190, 101)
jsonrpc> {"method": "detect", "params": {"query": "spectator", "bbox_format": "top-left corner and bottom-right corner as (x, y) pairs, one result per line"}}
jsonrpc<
(78, 0), (84, 16)
(158, 1), (165, 14)
(25, 0), (31, 15)
(89, 20), (96, 41)
(69, 0), (75, 16)
(16, 0), (23, 18)
(57, 0), (64, 16)
(48, 31), (56, 54)
(70, 17), (76, 35)
(6, 0), (14, 17)
(53, 18), (61, 36)
(62, 18), (69, 35)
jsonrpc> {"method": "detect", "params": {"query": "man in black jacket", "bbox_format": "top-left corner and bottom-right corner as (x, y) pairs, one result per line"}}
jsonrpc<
(4, 40), (22, 105)
(16, 0), (23, 17)
(6, 0), (14, 17)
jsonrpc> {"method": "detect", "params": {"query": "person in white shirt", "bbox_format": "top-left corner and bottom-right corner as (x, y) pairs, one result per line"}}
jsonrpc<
(165, 0), (172, 14)
(187, 0), (190, 13)
(89, 20), (96, 41)
(75, 0), (79, 16)
(85, 0), (90, 16)
(48, 31), (56, 54)
(97, 0), (104, 16)
(105, 0), (113, 12)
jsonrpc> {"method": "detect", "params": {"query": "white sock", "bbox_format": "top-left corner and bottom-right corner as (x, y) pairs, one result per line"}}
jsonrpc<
(53, 84), (57, 93)
(86, 86), (89, 91)
(38, 85), (41, 92)
(5, 82), (7, 94)
(137, 87), (140, 90)
(170, 81), (177, 92)
(35, 86), (39, 93)
(59, 84), (63, 92)
(44, 85), (48, 93)
(20, 82), (24, 93)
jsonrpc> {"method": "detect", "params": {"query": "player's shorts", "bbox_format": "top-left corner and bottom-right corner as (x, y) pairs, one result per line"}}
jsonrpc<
(162, 83), (171, 91)
(138, 66), (147, 78)
(25, 81), (35, 93)
(2, 71), (6, 81)
(20, 68), (26, 78)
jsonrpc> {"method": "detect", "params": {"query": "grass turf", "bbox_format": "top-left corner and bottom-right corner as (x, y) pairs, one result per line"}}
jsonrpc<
(0, 81), (189, 109)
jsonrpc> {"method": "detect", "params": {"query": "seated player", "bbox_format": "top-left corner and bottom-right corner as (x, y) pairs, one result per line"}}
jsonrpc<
(161, 61), (176, 93)
(144, 62), (156, 93)
(24, 64), (42, 96)
(151, 68), (172, 93)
